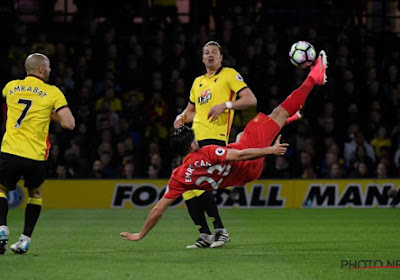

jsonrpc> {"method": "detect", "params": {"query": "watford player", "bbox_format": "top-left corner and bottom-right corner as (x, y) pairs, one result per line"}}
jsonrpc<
(173, 41), (258, 248)
(0, 53), (75, 254)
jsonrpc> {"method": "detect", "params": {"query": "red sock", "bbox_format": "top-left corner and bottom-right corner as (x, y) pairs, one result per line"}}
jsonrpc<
(281, 76), (315, 116)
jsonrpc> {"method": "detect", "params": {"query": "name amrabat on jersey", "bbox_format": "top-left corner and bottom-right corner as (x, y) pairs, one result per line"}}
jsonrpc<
(8, 85), (47, 97)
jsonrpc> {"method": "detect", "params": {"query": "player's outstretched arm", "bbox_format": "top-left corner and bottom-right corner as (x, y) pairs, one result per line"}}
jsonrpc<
(225, 135), (288, 162)
(120, 197), (175, 242)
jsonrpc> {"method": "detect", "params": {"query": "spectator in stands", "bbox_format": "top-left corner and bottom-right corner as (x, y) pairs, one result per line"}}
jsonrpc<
(377, 147), (393, 176)
(348, 145), (375, 176)
(121, 161), (136, 179)
(149, 152), (168, 178)
(393, 145), (400, 176)
(96, 101), (120, 135)
(376, 162), (388, 179)
(56, 163), (69, 179)
(269, 155), (291, 178)
(370, 125), (391, 158)
(320, 151), (338, 178)
(294, 151), (315, 178)
(96, 87), (122, 112)
(31, 32), (55, 56)
(99, 152), (115, 178)
(327, 163), (345, 179)
(344, 131), (375, 167)
(354, 162), (371, 178)
(146, 92), (169, 125)
(147, 164), (160, 179)
(90, 160), (105, 179)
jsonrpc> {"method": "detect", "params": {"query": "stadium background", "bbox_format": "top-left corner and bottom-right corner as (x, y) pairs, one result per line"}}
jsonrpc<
(0, 2), (399, 280)
(0, 0), (400, 208)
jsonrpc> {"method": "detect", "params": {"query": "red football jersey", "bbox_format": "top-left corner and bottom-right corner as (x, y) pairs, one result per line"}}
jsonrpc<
(165, 113), (282, 200)
(164, 144), (263, 199)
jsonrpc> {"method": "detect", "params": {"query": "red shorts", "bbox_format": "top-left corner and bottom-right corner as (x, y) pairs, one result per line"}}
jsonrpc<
(239, 113), (280, 148)
(228, 113), (281, 181)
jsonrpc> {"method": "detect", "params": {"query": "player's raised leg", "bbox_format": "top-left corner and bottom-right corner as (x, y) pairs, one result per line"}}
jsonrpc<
(270, 50), (328, 128)
(237, 50), (328, 153)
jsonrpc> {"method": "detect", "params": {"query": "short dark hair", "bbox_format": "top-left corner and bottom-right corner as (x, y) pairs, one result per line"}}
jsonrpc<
(203, 41), (223, 54)
(170, 126), (195, 156)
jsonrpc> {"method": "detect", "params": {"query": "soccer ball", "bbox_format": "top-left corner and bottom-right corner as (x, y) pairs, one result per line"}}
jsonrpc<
(289, 41), (316, 68)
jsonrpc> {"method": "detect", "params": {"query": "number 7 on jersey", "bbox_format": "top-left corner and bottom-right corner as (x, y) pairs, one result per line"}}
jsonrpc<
(15, 99), (32, 128)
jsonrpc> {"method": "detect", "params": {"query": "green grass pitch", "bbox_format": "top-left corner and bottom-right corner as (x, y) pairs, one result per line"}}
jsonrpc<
(1, 208), (399, 280)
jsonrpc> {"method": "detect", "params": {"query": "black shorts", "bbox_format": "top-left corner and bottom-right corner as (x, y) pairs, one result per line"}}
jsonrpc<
(198, 139), (226, 148)
(0, 153), (47, 191)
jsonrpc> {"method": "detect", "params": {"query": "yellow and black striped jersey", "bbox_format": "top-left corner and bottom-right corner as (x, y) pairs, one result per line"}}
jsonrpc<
(189, 67), (247, 143)
(1, 75), (68, 161)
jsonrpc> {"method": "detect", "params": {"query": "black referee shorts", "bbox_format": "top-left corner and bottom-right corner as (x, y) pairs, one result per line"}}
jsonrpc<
(0, 153), (47, 191)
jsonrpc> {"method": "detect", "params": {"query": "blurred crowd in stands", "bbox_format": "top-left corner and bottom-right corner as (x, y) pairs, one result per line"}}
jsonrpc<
(1, 0), (400, 179)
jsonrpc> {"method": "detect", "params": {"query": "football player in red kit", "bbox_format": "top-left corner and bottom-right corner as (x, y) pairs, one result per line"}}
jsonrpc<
(120, 50), (327, 243)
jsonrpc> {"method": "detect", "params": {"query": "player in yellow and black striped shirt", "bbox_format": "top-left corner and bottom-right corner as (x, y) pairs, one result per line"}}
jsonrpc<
(173, 41), (257, 248)
(0, 53), (75, 255)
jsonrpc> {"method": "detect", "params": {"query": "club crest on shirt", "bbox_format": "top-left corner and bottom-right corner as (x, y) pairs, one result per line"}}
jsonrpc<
(215, 148), (226, 157)
(198, 89), (211, 105)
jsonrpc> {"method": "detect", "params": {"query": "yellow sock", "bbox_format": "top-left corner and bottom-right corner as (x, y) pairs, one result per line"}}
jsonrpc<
(27, 197), (42, 206)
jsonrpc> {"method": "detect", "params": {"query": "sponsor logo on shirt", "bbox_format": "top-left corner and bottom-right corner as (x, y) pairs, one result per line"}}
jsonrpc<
(198, 89), (211, 105)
